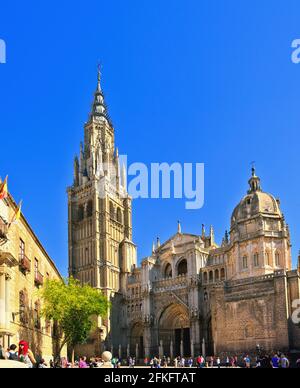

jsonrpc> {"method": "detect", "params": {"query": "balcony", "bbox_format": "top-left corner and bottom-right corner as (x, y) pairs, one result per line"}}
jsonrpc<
(19, 254), (31, 273)
(34, 271), (44, 287)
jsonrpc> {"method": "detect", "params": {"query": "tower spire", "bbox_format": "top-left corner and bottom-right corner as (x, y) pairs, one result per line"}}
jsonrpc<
(89, 65), (112, 126)
(177, 221), (182, 234)
(248, 165), (262, 193)
(97, 63), (102, 92)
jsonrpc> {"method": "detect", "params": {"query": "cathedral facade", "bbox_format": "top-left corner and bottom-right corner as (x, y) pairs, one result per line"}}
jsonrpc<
(68, 71), (300, 359)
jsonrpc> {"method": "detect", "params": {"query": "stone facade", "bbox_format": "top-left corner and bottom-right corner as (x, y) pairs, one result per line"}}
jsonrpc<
(68, 71), (300, 359)
(0, 192), (66, 362)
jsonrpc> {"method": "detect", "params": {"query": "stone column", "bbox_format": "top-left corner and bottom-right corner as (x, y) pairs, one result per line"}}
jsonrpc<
(191, 340), (194, 359)
(143, 326), (151, 359)
(159, 340), (164, 359)
(202, 338), (206, 358)
(0, 270), (6, 329)
(118, 344), (122, 359)
(170, 340), (174, 360)
(180, 340), (184, 358)
(127, 343), (130, 358)
(135, 343), (139, 361)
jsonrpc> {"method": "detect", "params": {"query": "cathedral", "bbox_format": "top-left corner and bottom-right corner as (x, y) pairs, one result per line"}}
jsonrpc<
(68, 70), (300, 359)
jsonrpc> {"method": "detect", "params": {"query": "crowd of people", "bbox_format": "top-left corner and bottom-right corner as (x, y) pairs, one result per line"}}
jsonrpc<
(123, 353), (300, 369)
(1, 341), (300, 368)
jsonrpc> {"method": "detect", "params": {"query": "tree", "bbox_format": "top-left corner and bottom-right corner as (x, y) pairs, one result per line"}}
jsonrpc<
(39, 277), (109, 363)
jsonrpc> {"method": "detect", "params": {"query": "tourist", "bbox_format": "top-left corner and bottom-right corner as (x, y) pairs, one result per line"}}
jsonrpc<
(216, 356), (221, 368)
(180, 357), (186, 367)
(244, 355), (251, 369)
(163, 356), (168, 368)
(18, 340), (36, 368)
(112, 356), (118, 368)
(271, 353), (280, 368)
(37, 359), (48, 368)
(279, 354), (290, 369)
(144, 357), (149, 367)
(296, 358), (300, 368)
(174, 357), (178, 368)
(188, 357), (193, 368)
(226, 356), (230, 367)
(7, 344), (18, 361)
(79, 356), (88, 368)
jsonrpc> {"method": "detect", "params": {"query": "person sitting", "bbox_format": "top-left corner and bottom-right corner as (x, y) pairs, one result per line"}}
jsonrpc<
(7, 344), (18, 361)
(18, 340), (36, 368)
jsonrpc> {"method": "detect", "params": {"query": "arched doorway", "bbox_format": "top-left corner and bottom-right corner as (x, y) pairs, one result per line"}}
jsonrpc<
(130, 323), (144, 359)
(159, 304), (190, 357)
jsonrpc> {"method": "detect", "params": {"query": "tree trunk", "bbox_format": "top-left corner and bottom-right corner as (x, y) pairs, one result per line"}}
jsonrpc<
(72, 348), (75, 367)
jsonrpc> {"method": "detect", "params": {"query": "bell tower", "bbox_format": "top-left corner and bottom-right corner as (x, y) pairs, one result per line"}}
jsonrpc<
(68, 68), (137, 352)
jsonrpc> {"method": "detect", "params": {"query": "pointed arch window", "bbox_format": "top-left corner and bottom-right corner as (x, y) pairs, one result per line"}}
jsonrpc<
(242, 256), (248, 270)
(177, 259), (188, 276)
(78, 205), (84, 221)
(275, 252), (280, 267)
(117, 208), (123, 223)
(164, 263), (172, 278)
(253, 253), (259, 267)
(87, 201), (93, 218)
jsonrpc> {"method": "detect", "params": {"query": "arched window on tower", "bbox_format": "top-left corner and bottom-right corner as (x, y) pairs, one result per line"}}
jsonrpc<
(275, 252), (280, 267)
(242, 256), (248, 270)
(87, 201), (93, 218)
(177, 259), (188, 276)
(203, 272), (208, 284)
(110, 202), (115, 220)
(78, 205), (84, 222)
(265, 251), (272, 266)
(209, 271), (214, 283)
(117, 208), (123, 223)
(253, 253), (259, 268)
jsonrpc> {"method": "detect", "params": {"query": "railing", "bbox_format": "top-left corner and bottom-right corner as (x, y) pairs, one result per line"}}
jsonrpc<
(19, 254), (31, 273)
(35, 271), (44, 287)
(152, 274), (188, 293)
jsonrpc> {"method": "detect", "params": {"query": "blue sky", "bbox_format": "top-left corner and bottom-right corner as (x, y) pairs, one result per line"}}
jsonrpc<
(1, 0), (300, 275)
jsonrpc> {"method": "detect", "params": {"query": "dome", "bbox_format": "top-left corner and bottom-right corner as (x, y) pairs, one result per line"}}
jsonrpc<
(231, 168), (282, 225)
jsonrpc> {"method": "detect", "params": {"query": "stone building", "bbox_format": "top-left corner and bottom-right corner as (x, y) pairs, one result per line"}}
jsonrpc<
(0, 191), (66, 362)
(68, 71), (300, 359)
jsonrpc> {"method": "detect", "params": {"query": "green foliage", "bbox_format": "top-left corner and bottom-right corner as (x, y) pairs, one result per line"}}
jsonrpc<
(40, 277), (109, 350)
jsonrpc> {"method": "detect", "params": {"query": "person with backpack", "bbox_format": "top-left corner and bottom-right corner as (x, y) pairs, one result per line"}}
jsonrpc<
(7, 344), (18, 361)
